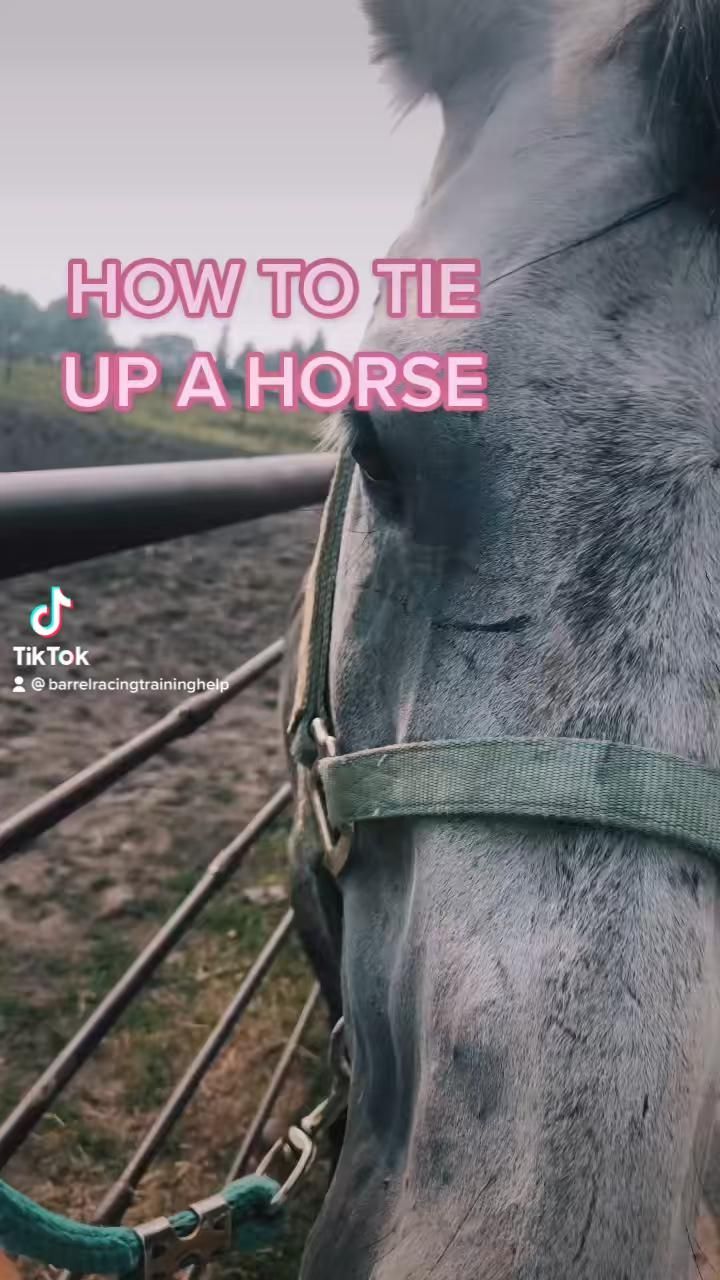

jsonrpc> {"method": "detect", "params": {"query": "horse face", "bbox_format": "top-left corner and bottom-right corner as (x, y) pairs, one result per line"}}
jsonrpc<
(300, 2), (720, 1276)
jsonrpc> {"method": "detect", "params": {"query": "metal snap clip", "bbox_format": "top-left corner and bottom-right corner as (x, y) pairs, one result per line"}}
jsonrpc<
(135, 1193), (232, 1280)
(255, 1125), (317, 1208)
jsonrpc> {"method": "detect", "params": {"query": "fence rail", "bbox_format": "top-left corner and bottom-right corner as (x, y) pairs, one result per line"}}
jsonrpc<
(0, 452), (334, 1272)
(0, 784), (293, 1166)
(0, 452), (334, 578)
(86, 908), (297, 1227)
(0, 638), (286, 861)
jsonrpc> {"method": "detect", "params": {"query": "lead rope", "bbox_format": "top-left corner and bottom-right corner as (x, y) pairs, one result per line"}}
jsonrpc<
(0, 1176), (282, 1278)
(0, 1020), (350, 1280)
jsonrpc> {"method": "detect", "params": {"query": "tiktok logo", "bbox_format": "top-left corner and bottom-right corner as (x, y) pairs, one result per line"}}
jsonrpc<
(29, 586), (75, 638)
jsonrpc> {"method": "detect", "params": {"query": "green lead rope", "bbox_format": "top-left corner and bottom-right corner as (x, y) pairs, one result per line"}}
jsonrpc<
(0, 1175), (283, 1276)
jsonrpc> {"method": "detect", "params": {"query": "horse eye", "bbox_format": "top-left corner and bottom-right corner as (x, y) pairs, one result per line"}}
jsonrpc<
(347, 409), (398, 495)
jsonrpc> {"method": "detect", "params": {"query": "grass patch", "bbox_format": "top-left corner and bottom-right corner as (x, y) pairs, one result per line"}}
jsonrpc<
(122, 1036), (178, 1112)
(72, 1120), (127, 1166)
(0, 992), (39, 1038)
(3, 898), (329, 1249)
(83, 932), (139, 1004)
(0, 362), (323, 457)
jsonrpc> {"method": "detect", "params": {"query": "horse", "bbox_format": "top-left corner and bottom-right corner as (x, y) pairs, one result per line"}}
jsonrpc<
(282, 0), (720, 1274)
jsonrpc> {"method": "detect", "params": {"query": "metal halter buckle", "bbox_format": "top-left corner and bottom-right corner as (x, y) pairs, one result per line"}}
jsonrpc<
(135, 1193), (232, 1280)
(307, 718), (352, 877)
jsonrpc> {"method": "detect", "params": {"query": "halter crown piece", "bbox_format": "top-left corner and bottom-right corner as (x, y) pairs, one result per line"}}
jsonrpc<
(289, 452), (720, 878)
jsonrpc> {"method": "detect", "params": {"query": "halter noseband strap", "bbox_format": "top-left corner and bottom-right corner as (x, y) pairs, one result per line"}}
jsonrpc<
(320, 737), (720, 863)
(290, 455), (720, 877)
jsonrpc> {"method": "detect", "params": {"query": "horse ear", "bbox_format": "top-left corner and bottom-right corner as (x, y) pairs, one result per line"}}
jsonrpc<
(360, 0), (506, 101)
(609, 0), (720, 196)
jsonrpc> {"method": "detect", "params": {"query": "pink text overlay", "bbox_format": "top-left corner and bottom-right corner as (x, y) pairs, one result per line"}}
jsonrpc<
(62, 257), (489, 414)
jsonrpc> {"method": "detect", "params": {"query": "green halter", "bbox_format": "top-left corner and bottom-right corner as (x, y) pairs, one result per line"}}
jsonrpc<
(289, 453), (720, 875)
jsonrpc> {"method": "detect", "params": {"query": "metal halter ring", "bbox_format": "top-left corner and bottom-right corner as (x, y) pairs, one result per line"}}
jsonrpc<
(255, 1018), (350, 1209)
(255, 1124), (317, 1208)
(307, 718), (353, 877)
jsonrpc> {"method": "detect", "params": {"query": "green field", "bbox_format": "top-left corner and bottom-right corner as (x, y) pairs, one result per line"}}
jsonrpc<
(0, 361), (323, 459)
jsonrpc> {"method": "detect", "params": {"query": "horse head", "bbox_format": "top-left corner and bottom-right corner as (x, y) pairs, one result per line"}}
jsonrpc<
(292, 2), (720, 1274)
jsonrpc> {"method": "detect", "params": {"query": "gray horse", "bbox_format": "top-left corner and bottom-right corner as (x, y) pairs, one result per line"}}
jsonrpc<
(282, 0), (720, 1275)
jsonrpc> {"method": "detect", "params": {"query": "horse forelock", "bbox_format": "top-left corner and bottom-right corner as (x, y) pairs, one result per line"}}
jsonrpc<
(360, 0), (535, 99)
(363, 0), (720, 198)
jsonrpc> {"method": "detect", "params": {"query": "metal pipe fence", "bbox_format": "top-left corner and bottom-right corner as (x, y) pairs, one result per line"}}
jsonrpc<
(0, 452), (334, 1273)
(228, 983), (321, 1182)
(0, 453), (334, 579)
(0, 640), (286, 861)
(88, 909), (297, 1227)
(0, 784), (293, 1166)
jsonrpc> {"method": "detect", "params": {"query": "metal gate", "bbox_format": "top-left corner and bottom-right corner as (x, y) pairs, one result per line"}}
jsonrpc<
(0, 452), (334, 1264)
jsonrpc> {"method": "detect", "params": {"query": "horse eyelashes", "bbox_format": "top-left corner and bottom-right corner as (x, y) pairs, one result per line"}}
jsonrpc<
(347, 409), (400, 497)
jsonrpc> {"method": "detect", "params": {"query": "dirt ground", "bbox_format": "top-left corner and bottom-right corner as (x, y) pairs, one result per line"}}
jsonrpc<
(0, 406), (330, 1279)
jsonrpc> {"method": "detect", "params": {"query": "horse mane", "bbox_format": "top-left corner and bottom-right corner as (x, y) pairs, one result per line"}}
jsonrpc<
(363, 0), (720, 194)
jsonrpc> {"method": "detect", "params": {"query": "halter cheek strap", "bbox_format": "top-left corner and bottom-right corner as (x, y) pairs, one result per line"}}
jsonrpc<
(290, 454), (720, 877)
(288, 451), (355, 769)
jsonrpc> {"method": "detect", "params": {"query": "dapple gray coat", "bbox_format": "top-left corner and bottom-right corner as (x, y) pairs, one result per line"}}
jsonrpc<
(283, 0), (720, 1274)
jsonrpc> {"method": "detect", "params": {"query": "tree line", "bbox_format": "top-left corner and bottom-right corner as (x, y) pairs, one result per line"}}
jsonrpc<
(0, 287), (111, 378)
(0, 287), (334, 395)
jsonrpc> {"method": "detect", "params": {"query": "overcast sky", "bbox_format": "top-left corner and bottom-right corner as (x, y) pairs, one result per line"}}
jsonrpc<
(0, 0), (441, 359)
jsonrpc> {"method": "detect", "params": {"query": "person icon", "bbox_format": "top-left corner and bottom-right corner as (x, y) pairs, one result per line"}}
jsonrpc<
(13, 676), (25, 694)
